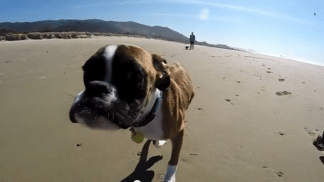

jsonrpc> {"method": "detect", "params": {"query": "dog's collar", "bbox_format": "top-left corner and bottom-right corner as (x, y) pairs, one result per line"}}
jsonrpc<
(131, 94), (161, 129)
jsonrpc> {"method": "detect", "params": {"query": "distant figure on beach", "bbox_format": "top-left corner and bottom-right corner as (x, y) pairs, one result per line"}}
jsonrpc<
(190, 32), (195, 50)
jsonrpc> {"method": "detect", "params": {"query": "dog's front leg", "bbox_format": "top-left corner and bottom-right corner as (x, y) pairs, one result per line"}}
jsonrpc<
(164, 130), (184, 182)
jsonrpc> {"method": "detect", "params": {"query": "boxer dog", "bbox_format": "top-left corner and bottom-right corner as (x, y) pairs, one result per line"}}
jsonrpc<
(69, 45), (194, 182)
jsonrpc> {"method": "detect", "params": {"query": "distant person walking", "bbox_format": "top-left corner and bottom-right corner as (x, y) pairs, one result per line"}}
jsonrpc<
(190, 32), (195, 50)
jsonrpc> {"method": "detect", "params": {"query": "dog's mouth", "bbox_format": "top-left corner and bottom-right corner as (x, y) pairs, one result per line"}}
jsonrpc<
(69, 97), (140, 129)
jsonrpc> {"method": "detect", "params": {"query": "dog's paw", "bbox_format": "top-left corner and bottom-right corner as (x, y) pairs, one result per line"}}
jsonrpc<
(163, 178), (176, 182)
(163, 165), (177, 182)
(153, 140), (168, 148)
(163, 176), (176, 182)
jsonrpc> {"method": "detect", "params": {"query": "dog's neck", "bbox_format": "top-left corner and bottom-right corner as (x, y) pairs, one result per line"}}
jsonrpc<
(131, 89), (162, 128)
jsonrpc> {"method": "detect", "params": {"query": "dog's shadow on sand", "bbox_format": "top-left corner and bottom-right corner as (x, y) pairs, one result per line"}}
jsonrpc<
(120, 140), (163, 182)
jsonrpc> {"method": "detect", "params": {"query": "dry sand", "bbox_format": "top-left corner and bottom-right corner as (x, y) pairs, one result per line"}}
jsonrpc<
(0, 37), (324, 182)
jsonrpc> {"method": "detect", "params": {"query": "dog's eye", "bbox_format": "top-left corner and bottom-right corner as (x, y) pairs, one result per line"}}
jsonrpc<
(82, 55), (107, 83)
(126, 71), (142, 83)
(112, 58), (146, 102)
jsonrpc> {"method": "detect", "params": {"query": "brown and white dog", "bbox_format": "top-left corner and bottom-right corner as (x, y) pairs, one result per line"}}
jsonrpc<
(69, 44), (194, 182)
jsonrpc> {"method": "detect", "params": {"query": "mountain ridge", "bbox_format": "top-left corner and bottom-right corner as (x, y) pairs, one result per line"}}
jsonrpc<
(0, 19), (240, 51)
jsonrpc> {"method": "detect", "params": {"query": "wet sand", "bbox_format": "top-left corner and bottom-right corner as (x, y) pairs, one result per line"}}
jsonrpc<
(1, 37), (324, 181)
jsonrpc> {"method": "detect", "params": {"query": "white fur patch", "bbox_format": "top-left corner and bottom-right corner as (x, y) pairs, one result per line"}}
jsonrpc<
(142, 89), (159, 115)
(103, 45), (118, 82)
(134, 89), (164, 140)
(154, 140), (168, 148)
(73, 90), (84, 103)
(164, 165), (177, 182)
(104, 87), (117, 103)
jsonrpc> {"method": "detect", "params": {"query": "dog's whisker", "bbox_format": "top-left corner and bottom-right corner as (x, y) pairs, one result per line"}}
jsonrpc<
(62, 92), (75, 98)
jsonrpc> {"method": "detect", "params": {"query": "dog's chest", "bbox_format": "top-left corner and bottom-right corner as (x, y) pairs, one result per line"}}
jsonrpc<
(133, 102), (165, 140)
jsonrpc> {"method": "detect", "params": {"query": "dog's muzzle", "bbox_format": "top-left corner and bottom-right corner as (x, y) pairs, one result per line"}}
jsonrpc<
(69, 81), (116, 123)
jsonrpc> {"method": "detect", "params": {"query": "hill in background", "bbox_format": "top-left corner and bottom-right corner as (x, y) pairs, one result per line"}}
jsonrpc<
(0, 19), (239, 51)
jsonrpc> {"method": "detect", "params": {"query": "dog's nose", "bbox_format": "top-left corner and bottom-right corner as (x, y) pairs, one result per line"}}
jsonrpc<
(85, 81), (112, 97)
(70, 116), (78, 123)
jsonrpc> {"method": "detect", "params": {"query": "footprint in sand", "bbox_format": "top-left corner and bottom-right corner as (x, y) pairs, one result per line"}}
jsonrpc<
(262, 166), (284, 177)
(266, 71), (273, 73)
(304, 127), (318, 138)
(278, 78), (285, 82)
(225, 99), (234, 105)
(276, 91), (291, 96)
(276, 171), (284, 177)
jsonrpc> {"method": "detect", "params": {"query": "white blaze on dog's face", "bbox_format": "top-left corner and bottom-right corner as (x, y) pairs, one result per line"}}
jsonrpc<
(69, 45), (170, 130)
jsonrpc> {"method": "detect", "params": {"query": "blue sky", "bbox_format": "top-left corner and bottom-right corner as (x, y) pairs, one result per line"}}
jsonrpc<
(1, 0), (323, 65)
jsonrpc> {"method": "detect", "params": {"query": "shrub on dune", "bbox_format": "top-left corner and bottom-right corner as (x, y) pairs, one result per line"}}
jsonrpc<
(54, 33), (63, 39)
(20, 34), (28, 40)
(6, 34), (22, 41)
(79, 35), (88, 38)
(43, 33), (54, 39)
(27, 33), (43, 40)
(71, 33), (80, 38)
(62, 33), (71, 39)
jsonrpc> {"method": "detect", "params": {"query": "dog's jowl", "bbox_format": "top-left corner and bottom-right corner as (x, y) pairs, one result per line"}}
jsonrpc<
(69, 44), (194, 182)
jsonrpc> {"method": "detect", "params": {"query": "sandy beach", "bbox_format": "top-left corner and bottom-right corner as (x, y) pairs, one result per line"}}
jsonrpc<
(1, 37), (324, 182)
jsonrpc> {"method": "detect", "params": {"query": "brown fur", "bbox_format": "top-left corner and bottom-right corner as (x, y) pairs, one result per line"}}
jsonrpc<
(161, 62), (195, 139)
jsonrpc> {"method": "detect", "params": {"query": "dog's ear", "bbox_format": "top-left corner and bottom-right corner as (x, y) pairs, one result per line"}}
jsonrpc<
(152, 54), (170, 91)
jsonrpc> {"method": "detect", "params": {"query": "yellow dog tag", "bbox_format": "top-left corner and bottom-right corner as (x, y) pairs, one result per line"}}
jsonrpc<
(131, 130), (144, 144)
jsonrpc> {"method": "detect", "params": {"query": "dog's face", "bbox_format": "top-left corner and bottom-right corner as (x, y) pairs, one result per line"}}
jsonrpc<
(69, 45), (170, 130)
